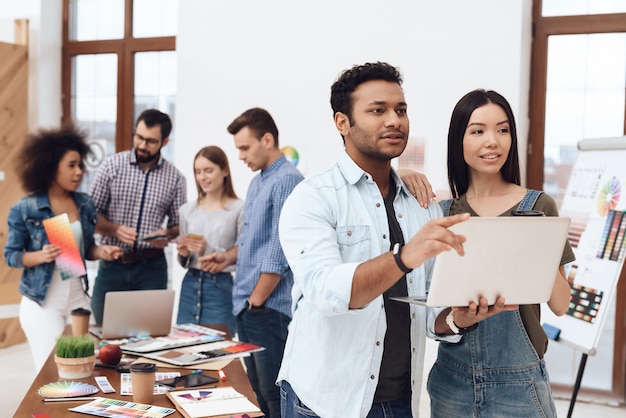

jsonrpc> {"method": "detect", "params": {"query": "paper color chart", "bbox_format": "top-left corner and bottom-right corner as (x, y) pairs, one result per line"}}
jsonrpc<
(596, 210), (626, 262)
(69, 397), (175, 417)
(42, 213), (86, 279)
(567, 284), (603, 324)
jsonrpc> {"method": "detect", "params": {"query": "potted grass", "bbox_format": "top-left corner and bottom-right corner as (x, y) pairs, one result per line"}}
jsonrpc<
(54, 334), (96, 379)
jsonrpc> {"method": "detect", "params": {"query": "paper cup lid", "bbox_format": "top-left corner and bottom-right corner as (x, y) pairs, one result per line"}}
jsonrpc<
(130, 362), (157, 373)
(71, 308), (91, 316)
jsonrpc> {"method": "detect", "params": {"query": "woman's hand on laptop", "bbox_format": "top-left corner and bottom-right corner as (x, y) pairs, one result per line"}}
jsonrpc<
(452, 297), (519, 329)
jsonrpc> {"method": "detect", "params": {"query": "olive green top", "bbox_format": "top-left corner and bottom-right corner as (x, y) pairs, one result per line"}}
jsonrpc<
(448, 192), (575, 358)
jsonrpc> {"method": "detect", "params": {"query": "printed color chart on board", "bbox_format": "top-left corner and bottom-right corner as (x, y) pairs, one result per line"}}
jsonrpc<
(543, 137), (626, 355)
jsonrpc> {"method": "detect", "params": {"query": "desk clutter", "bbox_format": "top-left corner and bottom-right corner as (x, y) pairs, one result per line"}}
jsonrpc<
(102, 323), (227, 354)
(35, 371), (260, 417)
(27, 325), (263, 417)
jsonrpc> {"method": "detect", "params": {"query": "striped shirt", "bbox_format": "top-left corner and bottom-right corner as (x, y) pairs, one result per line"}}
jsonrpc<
(89, 149), (187, 251)
(233, 154), (304, 317)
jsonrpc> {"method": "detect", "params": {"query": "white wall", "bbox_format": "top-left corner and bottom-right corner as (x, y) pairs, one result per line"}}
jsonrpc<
(175, 0), (532, 199)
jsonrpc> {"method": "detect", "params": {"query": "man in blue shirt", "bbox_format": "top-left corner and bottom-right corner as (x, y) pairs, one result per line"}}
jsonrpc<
(205, 107), (303, 418)
(277, 62), (474, 417)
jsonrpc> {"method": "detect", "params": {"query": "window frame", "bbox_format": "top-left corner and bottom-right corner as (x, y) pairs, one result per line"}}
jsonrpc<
(61, 0), (175, 152)
(529, 0), (626, 403)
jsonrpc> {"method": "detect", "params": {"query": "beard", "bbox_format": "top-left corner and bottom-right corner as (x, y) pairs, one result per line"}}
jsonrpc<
(350, 125), (407, 161)
(135, 148), (160, 163)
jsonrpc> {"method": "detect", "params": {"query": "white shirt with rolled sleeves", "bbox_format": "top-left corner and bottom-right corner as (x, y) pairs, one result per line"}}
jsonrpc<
(277, 151), (459, 418)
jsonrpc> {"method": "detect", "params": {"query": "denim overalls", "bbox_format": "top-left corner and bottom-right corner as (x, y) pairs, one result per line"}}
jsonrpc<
(428, 190), (557, 418)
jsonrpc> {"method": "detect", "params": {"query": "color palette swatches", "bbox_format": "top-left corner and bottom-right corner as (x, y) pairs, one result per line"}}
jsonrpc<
(596, 209), (626, 262)
(69, 397), (175, 417)
(37, 381), (99, 398)
(42, 213), (86, 279)
(567, 284), (603, 323)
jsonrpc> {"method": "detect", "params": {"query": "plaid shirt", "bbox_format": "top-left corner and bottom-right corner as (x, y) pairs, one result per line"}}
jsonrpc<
(89, 149), (187, 251)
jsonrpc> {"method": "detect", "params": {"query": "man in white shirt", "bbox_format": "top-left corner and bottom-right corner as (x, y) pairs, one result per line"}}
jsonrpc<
(277, 62), (471, 417)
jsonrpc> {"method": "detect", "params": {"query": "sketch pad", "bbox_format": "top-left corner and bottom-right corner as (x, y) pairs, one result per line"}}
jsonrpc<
(392, 216), (571, 307)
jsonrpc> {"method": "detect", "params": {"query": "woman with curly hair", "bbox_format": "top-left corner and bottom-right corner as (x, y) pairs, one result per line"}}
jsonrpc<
(4, 126), (121, 371)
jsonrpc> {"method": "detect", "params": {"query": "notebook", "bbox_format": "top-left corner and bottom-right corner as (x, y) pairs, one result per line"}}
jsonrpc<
(89, 289), (175, 339)
(392, 216), (571, 307)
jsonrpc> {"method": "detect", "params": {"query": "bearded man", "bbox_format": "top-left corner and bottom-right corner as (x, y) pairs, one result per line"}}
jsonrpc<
(89, 109), (186, 324)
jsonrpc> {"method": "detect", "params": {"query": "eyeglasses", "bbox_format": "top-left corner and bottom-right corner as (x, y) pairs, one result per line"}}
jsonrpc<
(132, 133), (161, 146)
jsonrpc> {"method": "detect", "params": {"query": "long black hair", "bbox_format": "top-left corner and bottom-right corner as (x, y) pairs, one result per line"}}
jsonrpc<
(447, 89), (521, 199)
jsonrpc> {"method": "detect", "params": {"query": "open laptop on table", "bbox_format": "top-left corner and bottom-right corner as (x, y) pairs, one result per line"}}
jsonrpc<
(392, 216), (571, 307)
(89, 289), (175, 340)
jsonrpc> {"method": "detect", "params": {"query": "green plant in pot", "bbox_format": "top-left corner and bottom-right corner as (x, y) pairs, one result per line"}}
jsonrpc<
(54, 334), (96, 380)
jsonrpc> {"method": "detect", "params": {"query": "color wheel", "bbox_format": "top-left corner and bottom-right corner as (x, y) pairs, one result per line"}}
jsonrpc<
(597, 177), (621, 216)
(281, 145), (299, 166)
(37, 381), (99, 398)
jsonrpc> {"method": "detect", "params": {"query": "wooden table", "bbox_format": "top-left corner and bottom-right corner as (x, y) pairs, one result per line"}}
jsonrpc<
(14, 325), (258, 418)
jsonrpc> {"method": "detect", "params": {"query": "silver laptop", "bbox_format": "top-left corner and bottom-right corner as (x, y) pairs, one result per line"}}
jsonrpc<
(89, 289), (175, 339)
(392, 216), (571, 307)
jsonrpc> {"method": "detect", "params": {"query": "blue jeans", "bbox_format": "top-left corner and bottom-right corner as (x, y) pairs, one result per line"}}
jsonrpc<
(176, 269), (235, 335)
(236, 307), (290, 418)
(91, 256), (168, 324)
(280, 380), (413, 418)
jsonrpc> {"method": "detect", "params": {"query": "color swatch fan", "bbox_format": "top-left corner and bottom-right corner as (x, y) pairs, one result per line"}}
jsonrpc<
(37, 381), (99, 398)
(43, 213), (86, 279)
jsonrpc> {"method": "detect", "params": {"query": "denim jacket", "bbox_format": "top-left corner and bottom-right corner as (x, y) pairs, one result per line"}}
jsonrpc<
(4, 192), (98, 305)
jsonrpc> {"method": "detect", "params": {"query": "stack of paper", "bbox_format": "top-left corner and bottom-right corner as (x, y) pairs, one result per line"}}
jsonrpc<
(166, 387), (261, 418)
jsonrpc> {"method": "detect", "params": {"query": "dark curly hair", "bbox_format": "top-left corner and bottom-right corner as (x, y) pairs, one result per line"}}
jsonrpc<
(17, 125), (90, 194)
(330, 61), (403, 125)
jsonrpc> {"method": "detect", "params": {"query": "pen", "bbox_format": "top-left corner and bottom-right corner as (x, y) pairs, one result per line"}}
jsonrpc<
(43, 397), (98, 402)
(218, 369), (227, 382)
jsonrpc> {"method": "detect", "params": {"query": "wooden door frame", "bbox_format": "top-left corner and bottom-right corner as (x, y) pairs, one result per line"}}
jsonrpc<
(528, 0), (626, 403)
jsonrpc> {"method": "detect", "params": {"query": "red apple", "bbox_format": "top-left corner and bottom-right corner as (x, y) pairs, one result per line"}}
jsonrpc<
(98, 343), (123, 365)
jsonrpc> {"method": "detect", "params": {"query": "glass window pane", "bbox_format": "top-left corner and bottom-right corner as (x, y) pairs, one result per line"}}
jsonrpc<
(133, 0), (178, 38)
(545, 89), (586, 146)
(546, 35), (587, 89)
(545, 33), (626, 199)
(68, 0), (124, 41)
(543, 0), (626, 16)
(584, 89), (626, 138)
(71, 54), (118, 191)
(543, 32), (626, 392)
(587, 34), (626, 89)
(134, 51), (177, 162)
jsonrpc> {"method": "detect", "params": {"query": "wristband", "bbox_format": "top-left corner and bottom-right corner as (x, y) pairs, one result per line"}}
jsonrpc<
(392, 243), (413, 274)
(445, 310), (478, 335)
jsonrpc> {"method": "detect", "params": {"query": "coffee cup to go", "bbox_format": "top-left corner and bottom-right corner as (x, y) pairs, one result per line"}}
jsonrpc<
(70, 308), (91, 336)
(130, 362), (157, 404)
